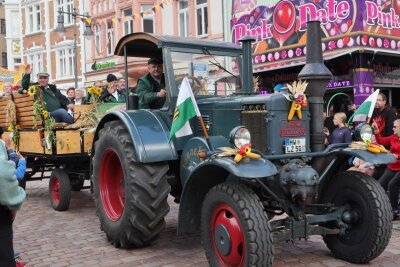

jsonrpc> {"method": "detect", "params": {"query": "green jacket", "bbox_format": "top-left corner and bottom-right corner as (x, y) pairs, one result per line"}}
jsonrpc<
(0, 142), (26, 211)
(102, 91), (126, 103)
(136, 74), (166, 109)
(20, 73), (69, 112)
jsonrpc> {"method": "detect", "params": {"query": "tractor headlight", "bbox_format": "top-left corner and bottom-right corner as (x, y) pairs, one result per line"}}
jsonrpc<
(229, 126), (251, 148)
(354, 122), (373, 142)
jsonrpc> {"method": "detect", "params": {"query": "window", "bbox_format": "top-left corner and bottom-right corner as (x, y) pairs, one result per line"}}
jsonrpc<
(106, 21), (115, 56)
(56, 48), (74, 79)
(26, 51), (43, 78)
(95, 24), (102, 57)
(178, 0), (188, 37)
(55, 0), (74, 26)
(26, 3), (41, 33)
(10, 11), (20, 38)
(14, 58), (22, 64)
(1, 19), (6, 34)
(196, 0), (208, 36)
(123, 8), (133, 35)
(2, 52), (7, 68)
(141, 5), (154, 33)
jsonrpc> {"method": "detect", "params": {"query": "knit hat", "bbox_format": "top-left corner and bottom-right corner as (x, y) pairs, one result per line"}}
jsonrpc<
(106, 74), (118, 83)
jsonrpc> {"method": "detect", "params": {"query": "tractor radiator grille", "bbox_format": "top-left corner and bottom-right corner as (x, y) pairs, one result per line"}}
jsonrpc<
(196, 114), (210, 134)
(241, 111), (268, 153)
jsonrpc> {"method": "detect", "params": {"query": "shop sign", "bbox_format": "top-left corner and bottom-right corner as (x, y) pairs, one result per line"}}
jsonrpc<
(192, 62), (208, 79)
(93, 61), (116, 70)
(231, 0), (400, 57)
(327, 80), (352, 88)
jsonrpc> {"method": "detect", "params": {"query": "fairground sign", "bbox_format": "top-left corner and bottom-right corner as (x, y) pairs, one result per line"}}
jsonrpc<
(231, 0), (400, 70)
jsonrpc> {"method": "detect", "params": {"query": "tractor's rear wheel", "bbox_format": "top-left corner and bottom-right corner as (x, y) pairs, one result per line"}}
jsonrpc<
(93, 121), (170, 248)
(201, 182), (273, 267)
(49, 169), (71, 211)
(321, 171), (392, 263)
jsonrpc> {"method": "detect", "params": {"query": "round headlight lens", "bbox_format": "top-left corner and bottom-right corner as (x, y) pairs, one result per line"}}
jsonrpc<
(229, 126), (251, 148)
(354, 122), (373, 142)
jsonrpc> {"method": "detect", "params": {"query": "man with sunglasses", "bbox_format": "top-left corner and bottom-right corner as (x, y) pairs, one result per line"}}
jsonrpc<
(19, 65), (74, 124)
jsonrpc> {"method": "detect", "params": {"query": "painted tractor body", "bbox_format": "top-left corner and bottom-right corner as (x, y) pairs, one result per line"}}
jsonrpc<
(91, 22), (395, 266)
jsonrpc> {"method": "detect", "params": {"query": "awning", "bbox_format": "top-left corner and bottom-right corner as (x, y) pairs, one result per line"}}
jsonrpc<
(254, 48), (360, 73)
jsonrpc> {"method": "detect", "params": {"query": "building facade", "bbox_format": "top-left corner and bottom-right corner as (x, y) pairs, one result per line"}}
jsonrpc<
(0, 0), (7, 69)
(18, 0), (90, 90)
(4, 0), (22, 71)
(229, 0), (400, 114)
(85, 0), (225, 87)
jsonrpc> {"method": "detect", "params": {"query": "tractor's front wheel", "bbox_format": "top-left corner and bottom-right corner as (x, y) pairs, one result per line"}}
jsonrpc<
(93, 121), (170, 248)
(201, 182), (273, 267)
(321, 171), (392, 263)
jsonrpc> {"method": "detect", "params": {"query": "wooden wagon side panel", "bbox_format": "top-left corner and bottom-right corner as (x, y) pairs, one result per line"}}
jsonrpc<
(19, 130), (45, 154)
(14, 94), (42, 129)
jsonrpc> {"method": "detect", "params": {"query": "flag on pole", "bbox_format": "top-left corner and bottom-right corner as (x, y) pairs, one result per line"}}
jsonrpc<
(348, 89), (380, 124)
(169, 77), (201, 140)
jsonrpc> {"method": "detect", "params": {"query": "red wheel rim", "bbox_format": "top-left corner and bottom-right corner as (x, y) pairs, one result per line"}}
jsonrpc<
(51, 177), (61, 205)
(211, 204), (246, 267)
(100, 149), (125, 221)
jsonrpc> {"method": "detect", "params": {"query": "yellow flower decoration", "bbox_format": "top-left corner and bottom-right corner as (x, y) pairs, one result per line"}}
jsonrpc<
(42, 110), (49, 119)
(28, 85), (37, 96)
(7, 124), (13, 132)
(87, 86), (95, 94)
(95, 87), (102, 96)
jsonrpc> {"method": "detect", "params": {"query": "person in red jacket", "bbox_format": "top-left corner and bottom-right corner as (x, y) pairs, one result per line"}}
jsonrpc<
(373, 119), (400, 220)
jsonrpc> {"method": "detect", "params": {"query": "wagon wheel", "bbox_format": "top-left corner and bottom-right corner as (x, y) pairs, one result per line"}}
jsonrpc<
(320, 171), (392, 263)
(49, 169), (71, 211)
(201, 182), (273, 267)
(93, 120), (170, 248)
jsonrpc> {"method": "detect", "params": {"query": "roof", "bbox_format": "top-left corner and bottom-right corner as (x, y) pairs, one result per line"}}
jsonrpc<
(114, 32), (243, 58)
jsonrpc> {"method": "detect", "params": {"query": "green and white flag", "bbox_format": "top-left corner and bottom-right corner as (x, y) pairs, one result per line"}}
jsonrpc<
(169, 77), (201, 140)
(348, 89), (380, 124)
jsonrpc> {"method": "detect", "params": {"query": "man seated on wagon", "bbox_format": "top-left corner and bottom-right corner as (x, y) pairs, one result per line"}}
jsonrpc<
(19, 65), (74, 124)
(100, 74), (126, 103)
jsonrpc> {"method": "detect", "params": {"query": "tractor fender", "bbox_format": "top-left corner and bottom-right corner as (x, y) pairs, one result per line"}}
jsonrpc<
(92, 110), (178, 163)
(178, 138), (278, 234)
(318, 149), (396, 193)
(329, 148), (396, 166)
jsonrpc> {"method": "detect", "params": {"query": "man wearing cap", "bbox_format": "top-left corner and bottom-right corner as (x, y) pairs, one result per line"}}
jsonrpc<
(136, 57), (166, 109)
(20, 65), (74, 124)
(100, 74), (126, 103)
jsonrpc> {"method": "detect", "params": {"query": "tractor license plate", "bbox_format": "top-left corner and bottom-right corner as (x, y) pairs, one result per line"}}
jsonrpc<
(284, 138), (306, 154)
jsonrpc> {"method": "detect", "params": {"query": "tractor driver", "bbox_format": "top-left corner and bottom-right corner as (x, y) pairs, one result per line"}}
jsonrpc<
(137, 58), (166, 109)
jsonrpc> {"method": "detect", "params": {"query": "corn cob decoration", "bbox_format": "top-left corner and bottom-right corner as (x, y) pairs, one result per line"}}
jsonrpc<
(348, 141), (388, 153)
(216, 144), (261, 163)
(287, 80), (308, 120)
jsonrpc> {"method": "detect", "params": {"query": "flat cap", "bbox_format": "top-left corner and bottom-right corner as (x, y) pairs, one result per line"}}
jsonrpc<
(37, 72), (50, 77)
(106, 74), (118, 83)
(148, 57), (163, 65)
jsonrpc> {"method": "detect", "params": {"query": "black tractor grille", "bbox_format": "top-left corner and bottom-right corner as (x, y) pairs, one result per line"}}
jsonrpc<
(195, 114), (210, 134)
(241, 110), (268, 153)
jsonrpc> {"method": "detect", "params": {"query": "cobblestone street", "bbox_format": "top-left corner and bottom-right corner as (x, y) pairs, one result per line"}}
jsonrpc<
(13, 180), (400, 267)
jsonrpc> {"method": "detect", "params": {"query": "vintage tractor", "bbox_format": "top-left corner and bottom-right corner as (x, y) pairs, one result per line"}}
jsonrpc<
(91, 22), (395, 266)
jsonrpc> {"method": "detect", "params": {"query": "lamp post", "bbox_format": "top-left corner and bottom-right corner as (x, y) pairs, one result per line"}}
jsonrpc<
(55, 8), (93, 89)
